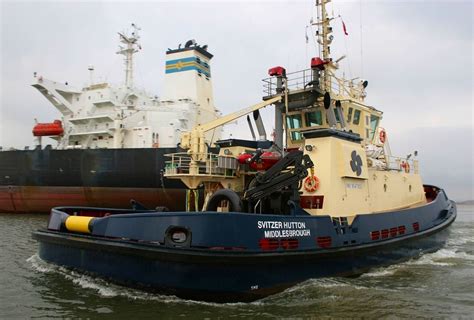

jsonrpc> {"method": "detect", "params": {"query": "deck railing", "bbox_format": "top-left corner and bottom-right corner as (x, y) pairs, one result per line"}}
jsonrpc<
(262, 69), (314, 96)
(385, 156), (418, 174)
(262, 68), (365, 100)
(164, 152), (236, 178)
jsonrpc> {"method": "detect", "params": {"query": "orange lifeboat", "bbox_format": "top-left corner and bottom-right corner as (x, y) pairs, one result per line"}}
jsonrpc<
(32, 120), (64, 136)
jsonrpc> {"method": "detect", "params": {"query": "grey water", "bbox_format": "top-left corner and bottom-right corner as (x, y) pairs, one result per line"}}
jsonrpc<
(0, 205), (473, 319)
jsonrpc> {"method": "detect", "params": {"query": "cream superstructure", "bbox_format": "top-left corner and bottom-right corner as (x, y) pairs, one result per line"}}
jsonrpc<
(32, 25), (221, 150)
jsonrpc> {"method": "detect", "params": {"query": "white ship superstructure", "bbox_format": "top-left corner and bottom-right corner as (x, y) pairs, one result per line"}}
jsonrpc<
(31, 25), (221, 150)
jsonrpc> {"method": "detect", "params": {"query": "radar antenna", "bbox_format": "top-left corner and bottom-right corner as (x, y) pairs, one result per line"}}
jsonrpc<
(116, 23), (141, 88)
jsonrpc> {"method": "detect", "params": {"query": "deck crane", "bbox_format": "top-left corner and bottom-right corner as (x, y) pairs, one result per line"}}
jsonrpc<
(179, 95), (282, 162)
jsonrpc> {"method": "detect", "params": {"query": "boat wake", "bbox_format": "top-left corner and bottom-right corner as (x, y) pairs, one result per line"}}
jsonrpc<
(404, 247), (474, 266)
(360, 267), (399, 278)
(362, 246), (474, 276)
(447, 229), (474, 247)
(27, 254), (254, 307)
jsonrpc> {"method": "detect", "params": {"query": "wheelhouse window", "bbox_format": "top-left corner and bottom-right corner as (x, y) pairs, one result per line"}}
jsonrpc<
(334, 108), (340, 122)
(370, 115), (380, 140)
(347, 107), (353, 123)
(286, 114), (303, 141)
(305, 110), (322, 127)
(353, 110), (361, 125)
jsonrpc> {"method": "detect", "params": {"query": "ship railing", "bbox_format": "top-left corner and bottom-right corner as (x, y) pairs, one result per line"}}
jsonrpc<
(164, 152), (236, 178)
(165, 153), (192, 175)
(329, 74), (366, 100)
(262, 69), (366, 101)
(262, 69), (314, 96)
(385, 156), (419, 174)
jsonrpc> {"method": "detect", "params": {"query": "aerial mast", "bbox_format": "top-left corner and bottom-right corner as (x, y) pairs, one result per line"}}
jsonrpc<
(314, 0), (333, 92)
(117, 23), (141, 88)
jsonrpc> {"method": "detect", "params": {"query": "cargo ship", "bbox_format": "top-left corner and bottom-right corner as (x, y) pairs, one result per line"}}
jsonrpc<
(0, 25), (221, 213)
(34, 0), (456, 302)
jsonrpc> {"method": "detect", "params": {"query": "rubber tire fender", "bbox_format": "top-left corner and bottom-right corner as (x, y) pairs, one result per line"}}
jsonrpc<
(205, 189), (243, 212)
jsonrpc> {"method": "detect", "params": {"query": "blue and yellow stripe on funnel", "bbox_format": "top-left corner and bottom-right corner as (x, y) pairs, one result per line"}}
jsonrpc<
(166, 57), (211, 77)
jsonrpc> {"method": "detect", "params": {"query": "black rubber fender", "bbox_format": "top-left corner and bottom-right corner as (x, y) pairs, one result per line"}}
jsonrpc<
(205, 189), (243, 212)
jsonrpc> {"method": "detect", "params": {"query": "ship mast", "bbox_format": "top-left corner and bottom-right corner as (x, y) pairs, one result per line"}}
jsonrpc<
(314, 0), (333, 92)
(117, 23), (141, 88)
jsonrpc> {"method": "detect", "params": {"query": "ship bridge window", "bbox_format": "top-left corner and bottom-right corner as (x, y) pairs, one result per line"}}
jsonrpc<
(370, 115), (380, 140)
(353, 109), (361, 125)
(347, 107), (353, 123)
(334, 108), (344, 123)
(334, 108), (343, 123)
(286, 114), (303, 141)
(305, 110), (322, 127)
(196, 57), (201, 64)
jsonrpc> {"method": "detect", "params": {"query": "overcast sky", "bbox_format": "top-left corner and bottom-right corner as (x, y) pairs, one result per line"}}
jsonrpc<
(0, 0), (472, 200)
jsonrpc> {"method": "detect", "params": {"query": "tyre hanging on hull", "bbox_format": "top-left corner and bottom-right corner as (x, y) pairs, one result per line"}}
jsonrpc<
(205, 189), (243, 212)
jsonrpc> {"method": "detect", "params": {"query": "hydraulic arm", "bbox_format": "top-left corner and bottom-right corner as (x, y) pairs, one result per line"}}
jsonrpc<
(244, 150), (313, 213)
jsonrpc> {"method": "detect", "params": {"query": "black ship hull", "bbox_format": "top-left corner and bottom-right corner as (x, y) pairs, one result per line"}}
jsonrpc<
(33, 187), (456, 302)
(0, 147), (187, 213)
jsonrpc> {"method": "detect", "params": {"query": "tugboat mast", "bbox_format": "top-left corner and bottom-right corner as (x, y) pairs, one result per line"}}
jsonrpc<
(117, 23), (141, 88)
(314, 0), (333, 92)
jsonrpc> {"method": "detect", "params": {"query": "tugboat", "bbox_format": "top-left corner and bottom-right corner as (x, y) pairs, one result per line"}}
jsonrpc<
(33, 0), (456, 302)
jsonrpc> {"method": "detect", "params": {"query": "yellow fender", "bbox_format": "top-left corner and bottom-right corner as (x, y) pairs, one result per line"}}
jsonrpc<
(65, 216), (94, 233)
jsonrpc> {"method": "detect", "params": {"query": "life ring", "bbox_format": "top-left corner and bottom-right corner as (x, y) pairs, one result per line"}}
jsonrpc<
(379, 129), (387, 144)
(304, 176), (320, 193)
(401, 161), (410, 173)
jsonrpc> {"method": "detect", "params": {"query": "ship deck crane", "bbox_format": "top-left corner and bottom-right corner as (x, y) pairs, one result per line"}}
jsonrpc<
(180, 95), (282, 162)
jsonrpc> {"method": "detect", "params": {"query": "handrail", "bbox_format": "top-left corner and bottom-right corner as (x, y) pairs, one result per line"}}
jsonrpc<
(262, 68), (366, 100)
(384, 156), (418, 174)
(164, 152), (236, 178)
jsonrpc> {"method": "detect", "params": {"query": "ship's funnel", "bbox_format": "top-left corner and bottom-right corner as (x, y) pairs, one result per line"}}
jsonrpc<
(253, 110), (267, 140)
(247, 115), (256, 140)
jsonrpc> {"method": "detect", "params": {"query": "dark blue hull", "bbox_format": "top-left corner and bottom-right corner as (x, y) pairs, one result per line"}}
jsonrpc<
(33, 187), (456, 302)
